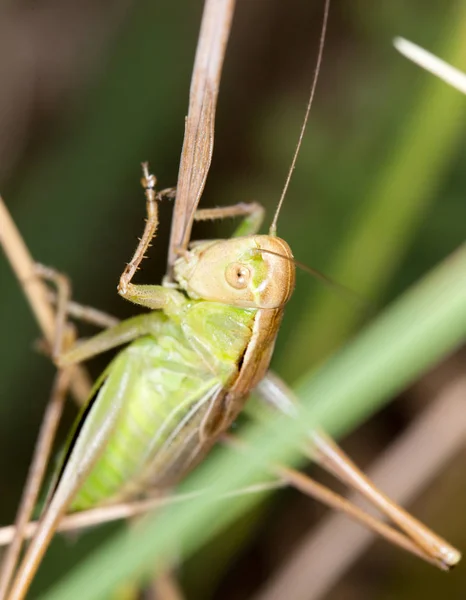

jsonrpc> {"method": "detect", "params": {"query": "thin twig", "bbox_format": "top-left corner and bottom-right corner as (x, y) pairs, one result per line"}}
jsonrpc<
(0, 196), (91, 403)
(0, 195), (95, 597)
(0, 369), (71, 599)
(167, 0), (236, 273)
(0, 481), (285, 546)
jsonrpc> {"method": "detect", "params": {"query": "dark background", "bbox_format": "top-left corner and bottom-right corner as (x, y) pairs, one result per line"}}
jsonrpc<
(0, 1), (465, 598)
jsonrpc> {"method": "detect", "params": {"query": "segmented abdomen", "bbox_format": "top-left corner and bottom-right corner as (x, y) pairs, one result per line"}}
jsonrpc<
(70, 324), (229, 511)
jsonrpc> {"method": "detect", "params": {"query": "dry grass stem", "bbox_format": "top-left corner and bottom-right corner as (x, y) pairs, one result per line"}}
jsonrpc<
(0, 481), (285, 547)
(0, 196), (91, 402)
(167, 0), (236, 271)
(0, 369), (72, 598)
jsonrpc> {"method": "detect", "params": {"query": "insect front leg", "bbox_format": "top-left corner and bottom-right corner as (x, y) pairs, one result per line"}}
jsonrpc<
(118, 163), (176, 298)
(194, 201), (265, 236)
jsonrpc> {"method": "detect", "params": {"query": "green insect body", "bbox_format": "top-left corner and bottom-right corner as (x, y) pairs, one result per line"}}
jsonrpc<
(56, 233), (295, 513)
(4, 4), (462, 595)
(2, 156), (298, 600)
(69, 303), (255, 511)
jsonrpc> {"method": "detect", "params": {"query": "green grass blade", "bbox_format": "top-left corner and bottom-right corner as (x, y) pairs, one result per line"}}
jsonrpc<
(283, 0), (466, 379)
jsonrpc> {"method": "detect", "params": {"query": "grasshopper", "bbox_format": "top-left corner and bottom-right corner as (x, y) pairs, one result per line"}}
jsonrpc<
(0, 0), (461, 598)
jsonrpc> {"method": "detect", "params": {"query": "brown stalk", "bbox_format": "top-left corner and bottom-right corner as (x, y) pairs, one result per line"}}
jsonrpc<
(0, 482), (285, 546)
(167, 0), (236, 274)
(0, 369), (71, 599)
(0, 197), (91, 402)
(0, 197), (93, 598)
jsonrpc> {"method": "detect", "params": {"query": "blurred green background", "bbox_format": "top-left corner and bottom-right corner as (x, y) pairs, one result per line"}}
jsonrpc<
(0, 0), (465, 598)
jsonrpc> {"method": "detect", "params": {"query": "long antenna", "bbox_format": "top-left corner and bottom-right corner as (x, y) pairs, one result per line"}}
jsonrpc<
(269, 0), (330, 236)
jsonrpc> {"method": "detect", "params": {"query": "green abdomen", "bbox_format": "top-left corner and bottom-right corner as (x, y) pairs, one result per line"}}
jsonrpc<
(70, 303), (255, 511)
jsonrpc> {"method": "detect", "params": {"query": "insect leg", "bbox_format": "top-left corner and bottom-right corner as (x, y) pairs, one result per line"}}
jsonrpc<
(118, 283), (186, 312)
(58, 312), (166, 367)
(27, 269), (164, 368)
(118, 163), (163, 297)
(308, 431), (460, 567)
(116, 164), (187, 312)
(255, 372), (460, 568)
(194, 202), (265, 236)
(35, 263), (174, 372)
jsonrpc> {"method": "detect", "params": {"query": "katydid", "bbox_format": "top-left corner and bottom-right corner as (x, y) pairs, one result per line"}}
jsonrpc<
(0, 0), (461, 598)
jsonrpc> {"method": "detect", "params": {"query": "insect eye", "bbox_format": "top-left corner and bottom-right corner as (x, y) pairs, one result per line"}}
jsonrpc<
(225, 262), (251, 290)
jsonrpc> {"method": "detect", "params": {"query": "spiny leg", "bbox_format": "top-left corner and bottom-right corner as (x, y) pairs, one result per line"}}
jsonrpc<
(118, 163), (175, 298)
(255, 372), (460, 568)
(194, 201), (265, 237)
(117, 164), (184, 311)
